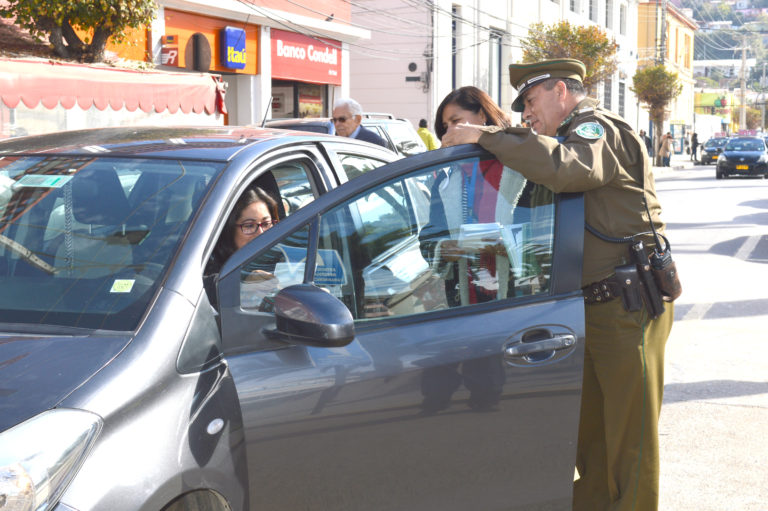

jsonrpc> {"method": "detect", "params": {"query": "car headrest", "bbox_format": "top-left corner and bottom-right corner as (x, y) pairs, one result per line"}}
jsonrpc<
(71, 167), (130, 225)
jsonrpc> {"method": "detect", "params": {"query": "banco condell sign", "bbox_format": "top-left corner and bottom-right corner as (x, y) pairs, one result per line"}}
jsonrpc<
(271, 29), (341, 85)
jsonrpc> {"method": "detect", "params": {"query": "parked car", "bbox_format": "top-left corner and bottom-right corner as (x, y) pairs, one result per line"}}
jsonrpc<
(715, 136), (768, 179)
(700, 136), (729, 165)
(266, 113), (427, 157)
(0, 126), (585, 511)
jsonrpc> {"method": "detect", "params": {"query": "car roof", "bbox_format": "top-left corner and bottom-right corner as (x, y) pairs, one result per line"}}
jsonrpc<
(0, 125), (327, 161)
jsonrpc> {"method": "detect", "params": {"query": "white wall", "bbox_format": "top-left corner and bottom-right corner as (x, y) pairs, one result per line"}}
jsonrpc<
(349, 0), (642, 132)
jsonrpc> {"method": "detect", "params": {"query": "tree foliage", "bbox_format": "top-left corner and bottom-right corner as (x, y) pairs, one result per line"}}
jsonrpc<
(520, 21), (618, 92)
(0, 0), (157, 62)
(632, 65), (682, 163)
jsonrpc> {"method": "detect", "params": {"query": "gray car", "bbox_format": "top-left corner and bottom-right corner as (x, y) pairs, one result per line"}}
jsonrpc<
(0, 126), (585, 511)
(266, 113), (428, 157)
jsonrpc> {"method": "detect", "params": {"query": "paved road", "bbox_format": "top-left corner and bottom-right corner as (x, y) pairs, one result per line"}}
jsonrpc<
(654, 162), (768, 511)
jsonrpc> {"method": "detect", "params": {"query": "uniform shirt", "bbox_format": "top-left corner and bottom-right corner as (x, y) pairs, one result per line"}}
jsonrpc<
(477, 98), (665, 286)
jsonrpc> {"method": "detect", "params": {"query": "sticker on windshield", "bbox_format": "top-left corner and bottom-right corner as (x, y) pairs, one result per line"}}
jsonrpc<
(574, 122), (605, 140)
(110, 279), (135, 293)
(16, 174), (73, 188)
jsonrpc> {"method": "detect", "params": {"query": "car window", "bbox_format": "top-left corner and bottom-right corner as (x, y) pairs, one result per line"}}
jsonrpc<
(381, 122), (427, 156)
(336, 152), (392, 181)
(0, 156), (221, 330)
(725, 139), (764, 151)
(236, 155), (555, 320)
(267, 160), (316, 217)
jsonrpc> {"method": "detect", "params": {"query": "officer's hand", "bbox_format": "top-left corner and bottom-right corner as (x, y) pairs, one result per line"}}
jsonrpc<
(442, 123), (483, 147)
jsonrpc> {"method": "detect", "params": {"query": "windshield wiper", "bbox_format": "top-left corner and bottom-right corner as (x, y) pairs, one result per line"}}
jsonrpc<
(0, 234), (55, 274)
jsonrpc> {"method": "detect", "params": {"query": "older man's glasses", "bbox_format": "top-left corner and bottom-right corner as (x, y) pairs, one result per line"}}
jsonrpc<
(331, 116), (349, 123)
(237, 219), (273, 235)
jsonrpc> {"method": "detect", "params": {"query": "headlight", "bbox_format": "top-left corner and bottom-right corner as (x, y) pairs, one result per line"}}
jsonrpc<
(717, 153), (728, 162)
(759, 153), (768, 163)
(0, 409), (102, 511)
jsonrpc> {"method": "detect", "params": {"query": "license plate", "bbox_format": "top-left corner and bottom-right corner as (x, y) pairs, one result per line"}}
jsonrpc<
(736, 164), (749, 170)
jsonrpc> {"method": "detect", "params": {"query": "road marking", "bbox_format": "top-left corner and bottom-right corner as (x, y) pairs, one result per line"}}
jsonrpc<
(735, 235), (761, 261)
(682, 302), (713, 321)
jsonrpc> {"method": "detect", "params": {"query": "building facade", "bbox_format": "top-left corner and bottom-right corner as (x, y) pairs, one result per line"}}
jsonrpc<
(638, 0), (698, 153)
(348, 0), (641, 135)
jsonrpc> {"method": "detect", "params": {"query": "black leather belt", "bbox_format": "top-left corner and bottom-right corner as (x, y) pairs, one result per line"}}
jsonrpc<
(582, 276), (622, 304)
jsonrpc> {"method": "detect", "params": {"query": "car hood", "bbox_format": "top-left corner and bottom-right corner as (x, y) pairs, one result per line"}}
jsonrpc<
(0, 333), (130, 432)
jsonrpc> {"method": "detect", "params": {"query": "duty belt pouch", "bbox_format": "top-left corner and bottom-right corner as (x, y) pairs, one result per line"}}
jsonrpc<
(613, 263), (643, 312)
(649, 234), (683, 302)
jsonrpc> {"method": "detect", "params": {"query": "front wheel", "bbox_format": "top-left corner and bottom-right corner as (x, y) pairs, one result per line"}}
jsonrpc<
(716, 169), (723, 179)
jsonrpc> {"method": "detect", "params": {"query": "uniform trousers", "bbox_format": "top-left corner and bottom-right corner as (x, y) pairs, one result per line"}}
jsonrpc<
(573, 298), (674, 511)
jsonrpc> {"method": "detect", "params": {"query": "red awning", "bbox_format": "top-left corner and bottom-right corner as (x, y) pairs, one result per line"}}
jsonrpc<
(0, 58), (226, 115)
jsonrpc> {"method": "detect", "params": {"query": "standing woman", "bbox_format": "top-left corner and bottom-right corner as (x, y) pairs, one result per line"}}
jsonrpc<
(421, 86), (537, 306)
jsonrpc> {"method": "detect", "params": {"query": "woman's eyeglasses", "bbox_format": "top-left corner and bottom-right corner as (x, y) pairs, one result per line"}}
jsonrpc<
(237, 219), (274, 235)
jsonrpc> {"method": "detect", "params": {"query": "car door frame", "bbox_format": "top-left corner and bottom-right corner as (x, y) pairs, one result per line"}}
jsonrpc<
(216, 144), (585, 352)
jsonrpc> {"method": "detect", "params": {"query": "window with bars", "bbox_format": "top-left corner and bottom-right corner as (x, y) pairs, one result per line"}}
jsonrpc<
(619, 4), (626, 35)
(603, 78), (612, 111)
(618, 81), (625, 117)
(606, 0), (613, 29)
(589, 0), (597, 21)
(489, 30), (503, 105)
(570, 0), (577, 12)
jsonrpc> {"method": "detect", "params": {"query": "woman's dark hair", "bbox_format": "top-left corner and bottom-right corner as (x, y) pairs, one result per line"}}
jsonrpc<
(434, 86), (511, 140)
(214, 186), (279, 266)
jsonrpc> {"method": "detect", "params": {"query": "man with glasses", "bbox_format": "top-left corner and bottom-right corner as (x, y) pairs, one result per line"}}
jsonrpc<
(331, 98), (387, 148)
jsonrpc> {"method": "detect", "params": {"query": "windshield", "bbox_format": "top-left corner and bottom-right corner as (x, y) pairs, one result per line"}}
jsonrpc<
(0, 156), (223, 331)
(706, 138), (728, 148)
(724, 139), (764, 151)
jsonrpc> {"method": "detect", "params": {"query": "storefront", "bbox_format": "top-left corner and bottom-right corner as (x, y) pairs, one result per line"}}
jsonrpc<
(0, 57), (226, 138)
(270, 29), (342, 118)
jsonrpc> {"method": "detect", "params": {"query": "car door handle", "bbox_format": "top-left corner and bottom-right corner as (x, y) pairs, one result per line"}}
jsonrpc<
(504, 334), (576, 358)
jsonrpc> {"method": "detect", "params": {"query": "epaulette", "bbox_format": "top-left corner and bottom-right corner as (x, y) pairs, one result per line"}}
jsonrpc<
(578, 107), (594, 114)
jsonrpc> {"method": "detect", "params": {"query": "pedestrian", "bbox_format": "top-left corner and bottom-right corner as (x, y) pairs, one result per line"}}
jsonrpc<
(639, 129), (653, 157)
(658, 132), (672, 167)
(691, 132), (699, 162)
(417, 118), (440, 150)
(331, 98), (388, 148)
(441, 58), (675, 511)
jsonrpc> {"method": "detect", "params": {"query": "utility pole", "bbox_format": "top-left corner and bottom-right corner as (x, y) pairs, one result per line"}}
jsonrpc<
(740, 32), (747, 130)
(660, 0), (667, 66)
(761, 63), (766, 132)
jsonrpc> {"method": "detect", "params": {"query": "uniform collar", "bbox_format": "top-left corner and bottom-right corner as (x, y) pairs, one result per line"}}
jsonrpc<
(557, 98), (598, 135)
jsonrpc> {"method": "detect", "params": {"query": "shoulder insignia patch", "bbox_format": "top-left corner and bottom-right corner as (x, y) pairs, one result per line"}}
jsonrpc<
(574, 122), (604, 140)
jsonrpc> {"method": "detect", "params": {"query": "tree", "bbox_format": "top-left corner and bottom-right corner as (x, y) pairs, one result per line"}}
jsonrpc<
(520, 21), (618, 94)
(0, 0), (157, 63)
(631, 65), (682, 165)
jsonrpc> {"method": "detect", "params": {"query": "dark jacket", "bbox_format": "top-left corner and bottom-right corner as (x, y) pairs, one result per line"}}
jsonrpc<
(354, 125), (388, 148)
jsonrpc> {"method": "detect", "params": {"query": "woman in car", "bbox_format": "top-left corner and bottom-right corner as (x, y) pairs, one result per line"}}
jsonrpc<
(206, 187), (279, 309)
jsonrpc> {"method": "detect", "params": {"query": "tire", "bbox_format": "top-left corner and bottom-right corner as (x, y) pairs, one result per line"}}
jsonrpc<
(716, 169), (723, 179)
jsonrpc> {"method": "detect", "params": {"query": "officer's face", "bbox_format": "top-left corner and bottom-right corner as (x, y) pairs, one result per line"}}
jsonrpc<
(522, 82), (568, 136)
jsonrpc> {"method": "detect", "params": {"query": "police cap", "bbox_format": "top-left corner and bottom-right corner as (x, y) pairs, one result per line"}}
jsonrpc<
(509, 58), (586, 112)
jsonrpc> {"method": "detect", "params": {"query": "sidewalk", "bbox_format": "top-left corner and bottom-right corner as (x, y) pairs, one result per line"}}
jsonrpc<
(652, 152), (697, 176)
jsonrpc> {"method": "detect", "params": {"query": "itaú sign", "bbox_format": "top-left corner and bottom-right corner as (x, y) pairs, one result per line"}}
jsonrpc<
(271, 28), (341, 85)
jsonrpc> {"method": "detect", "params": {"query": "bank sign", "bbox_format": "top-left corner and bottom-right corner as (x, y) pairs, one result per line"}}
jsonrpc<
(220, 26), (246, 69)
(271, 29), (341, 85)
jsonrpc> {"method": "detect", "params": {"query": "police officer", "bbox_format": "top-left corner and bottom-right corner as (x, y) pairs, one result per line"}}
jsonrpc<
(441, 58), (675, 511)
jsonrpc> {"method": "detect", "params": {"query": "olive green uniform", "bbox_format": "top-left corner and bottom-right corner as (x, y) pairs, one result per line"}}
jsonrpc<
(478, 98), (675, 511)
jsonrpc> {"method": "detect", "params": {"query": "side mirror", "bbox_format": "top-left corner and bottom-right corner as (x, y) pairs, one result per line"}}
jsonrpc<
(263, 284), (355, 347)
